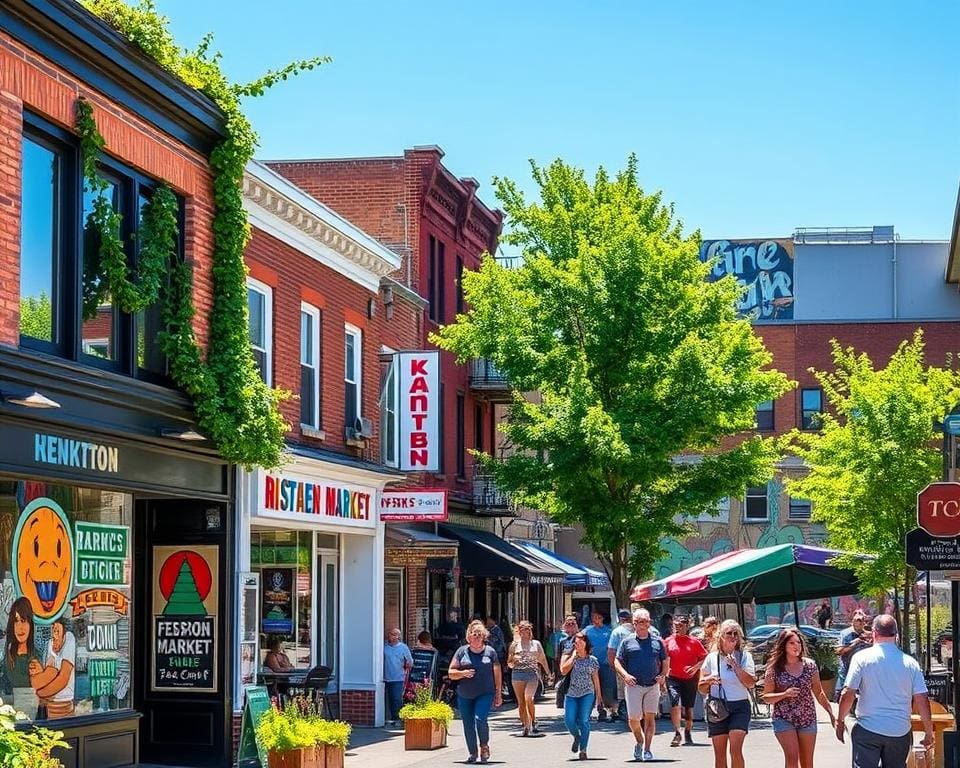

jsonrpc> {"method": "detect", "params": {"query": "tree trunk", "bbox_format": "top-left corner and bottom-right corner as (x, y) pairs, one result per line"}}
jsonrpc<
(902, 571), (912, 653)
(608, 544), (631, 609)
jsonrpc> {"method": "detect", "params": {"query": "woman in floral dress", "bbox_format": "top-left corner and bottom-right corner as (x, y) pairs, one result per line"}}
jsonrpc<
(762, 627), (836, 768)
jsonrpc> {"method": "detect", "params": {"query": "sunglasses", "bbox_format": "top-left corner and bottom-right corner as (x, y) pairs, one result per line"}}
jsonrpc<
(721, 631), (738, 637)
(633, 619), (650, 624)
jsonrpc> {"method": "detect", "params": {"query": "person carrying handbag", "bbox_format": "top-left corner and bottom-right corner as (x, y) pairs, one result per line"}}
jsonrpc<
(698, 620), (756, 768)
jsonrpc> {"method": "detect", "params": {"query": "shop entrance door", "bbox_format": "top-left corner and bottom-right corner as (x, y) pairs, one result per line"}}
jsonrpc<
(134, 499), (232, 767)
(316, 552), (339, 671)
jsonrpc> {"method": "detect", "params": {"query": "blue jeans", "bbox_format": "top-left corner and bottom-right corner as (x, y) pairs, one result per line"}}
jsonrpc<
(458, 694), (493, 757)
(564, 692), (595, 751)
(385, 680), (405, 720)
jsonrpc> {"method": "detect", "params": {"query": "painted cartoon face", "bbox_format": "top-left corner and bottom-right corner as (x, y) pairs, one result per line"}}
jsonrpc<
(13, 500), (74, 623)
(51, 622), (65, 654)
(13, 611), (30, 644)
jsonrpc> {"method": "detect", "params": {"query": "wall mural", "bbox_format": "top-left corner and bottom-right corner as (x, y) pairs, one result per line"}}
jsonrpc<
(701, 239), (795, 320)
(2, 483), (132, 720)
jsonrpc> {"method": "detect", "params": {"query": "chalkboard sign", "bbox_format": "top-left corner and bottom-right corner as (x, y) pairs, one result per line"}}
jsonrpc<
(154, 615), (216, 689)
(408, 648), (438, 687)
(924, 672), (952, 707)
(237, 686), (271, 767)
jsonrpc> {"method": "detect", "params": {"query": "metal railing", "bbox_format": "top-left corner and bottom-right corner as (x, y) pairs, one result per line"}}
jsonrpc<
(472, 467), (513, 514)
(469, 358), (510, 393)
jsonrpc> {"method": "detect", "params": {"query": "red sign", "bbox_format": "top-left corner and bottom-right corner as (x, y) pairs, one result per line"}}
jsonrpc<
(380, 489), (448, 522)
(917, 482), (960, 538)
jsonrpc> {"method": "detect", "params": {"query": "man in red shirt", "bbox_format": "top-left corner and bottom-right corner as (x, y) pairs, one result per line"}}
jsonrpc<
(664, 615), (707, 746)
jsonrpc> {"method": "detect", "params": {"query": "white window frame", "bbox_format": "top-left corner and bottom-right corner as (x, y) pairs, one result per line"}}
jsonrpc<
(380, 347), (398, 467)
(344, 323), (362, 430)
(744, 485), (769, 522)
(247, 277), (273, 386)
(300, 303), (321, 429)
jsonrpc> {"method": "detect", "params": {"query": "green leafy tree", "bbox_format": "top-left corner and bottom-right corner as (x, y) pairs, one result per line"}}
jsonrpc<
(783, 331), (960, 645)
(433, 157), (791, 604)
(19, 293), (53, 341)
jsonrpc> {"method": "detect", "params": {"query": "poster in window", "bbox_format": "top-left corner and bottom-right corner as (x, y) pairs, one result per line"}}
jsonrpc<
(261, 567), (294, 635)
(238, 572), (259, 687)
(151, 544), (219, 692)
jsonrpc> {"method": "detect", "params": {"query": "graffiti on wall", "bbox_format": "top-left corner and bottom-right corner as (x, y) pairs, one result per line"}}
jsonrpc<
(701, 239), (795, 320)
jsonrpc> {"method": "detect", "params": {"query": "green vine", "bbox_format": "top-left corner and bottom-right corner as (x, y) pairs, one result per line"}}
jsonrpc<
(78, 0), (327, 468)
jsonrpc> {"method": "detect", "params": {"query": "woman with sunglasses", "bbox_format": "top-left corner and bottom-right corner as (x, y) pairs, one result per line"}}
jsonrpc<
(762, 628), (836, 768)
(449, 620), (503, 763)
(698, 620), (756, 768)
(507, 620), (551, 736)
(559, 631), (603, 760)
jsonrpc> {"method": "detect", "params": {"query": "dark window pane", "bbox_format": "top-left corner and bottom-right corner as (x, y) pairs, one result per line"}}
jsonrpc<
(744, 487), (768, 520)
(301, 365), (316, 426)
(81, 178), (119, 362)
(755, 399), (774, 431)
(456, 394), (465, 477)
(474, 404), (484, 451)
(19, 137), (58, 343)
(801, 388), (822, 430)
(252, 348), (267, 383)
(137, 190), (168, 376)
(789, 498), (812, 519)
(345, 381), (358, 430)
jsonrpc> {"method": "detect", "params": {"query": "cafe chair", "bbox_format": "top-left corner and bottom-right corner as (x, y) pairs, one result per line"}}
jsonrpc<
(301, 665), (334, 718)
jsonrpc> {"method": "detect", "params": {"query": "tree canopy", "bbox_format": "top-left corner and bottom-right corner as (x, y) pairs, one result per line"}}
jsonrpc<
(433, 156), (791, 603)
(783, 330), (960, 640)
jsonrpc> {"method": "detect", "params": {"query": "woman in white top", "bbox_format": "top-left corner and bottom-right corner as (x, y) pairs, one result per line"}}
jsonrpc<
(698, 619), (756, 768)
(507, 620), (551, 736)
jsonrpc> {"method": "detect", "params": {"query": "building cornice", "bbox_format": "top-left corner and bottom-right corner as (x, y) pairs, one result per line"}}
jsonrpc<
(244, 161), (402, 292)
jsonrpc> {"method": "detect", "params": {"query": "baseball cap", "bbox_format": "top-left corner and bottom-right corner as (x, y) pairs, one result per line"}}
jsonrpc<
(617, 609), (632, 620)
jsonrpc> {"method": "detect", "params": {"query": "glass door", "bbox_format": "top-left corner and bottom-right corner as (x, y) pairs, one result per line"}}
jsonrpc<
(317, 551), (339, 671)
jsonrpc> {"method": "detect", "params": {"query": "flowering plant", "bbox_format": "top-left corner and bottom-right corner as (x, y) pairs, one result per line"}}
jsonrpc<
(398, 679), (454, 728)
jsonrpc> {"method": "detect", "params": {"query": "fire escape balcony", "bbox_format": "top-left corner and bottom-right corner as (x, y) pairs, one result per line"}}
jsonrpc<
(468, 358), (512, 403)
(471, 466), (516, 516)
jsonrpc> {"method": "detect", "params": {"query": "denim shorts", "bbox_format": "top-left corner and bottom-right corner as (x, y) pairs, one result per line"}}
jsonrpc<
(706, 698), (751, 737)
(772, 717), (817, 735)
(511, 669), (539, 684)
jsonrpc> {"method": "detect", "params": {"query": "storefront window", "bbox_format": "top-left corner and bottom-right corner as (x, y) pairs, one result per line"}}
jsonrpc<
(0, 479), (133, 720)
(250, 529), (312, 669)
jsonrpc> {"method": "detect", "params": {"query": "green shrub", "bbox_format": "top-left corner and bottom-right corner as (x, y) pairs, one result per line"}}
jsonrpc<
(398, 681), (454, 728)
(254, 703), (351, 753)
(0, 699), (67, 768)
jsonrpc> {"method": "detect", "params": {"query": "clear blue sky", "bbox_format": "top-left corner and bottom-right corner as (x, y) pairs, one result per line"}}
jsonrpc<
(155, 0), (959, 241)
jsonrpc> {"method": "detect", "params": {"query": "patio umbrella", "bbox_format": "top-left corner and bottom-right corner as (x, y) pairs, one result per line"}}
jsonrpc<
(631, 543), (873, 627)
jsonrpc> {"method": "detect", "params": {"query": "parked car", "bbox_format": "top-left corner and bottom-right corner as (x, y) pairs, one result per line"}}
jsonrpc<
(747, 624), (835, 643)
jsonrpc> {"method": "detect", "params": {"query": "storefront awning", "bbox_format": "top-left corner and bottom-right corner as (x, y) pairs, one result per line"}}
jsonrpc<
(385, 525), (458, 548)
(513, 541), (610, 588)
(437, 524), (565, 584)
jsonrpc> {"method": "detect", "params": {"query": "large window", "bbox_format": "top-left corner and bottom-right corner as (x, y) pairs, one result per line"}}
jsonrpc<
(0, 479), (133, 721)
(744, 486), (769, 521)
(19, 119), (177, 379)
(801, 388), (823, 430)
(381, 352), (398, 467)
(755, 399), (774, 431)
(427, 235), (445, 323)
(300, 305), (321, 429)
(474, 404), (484, 452)
(456, 393), (466, 478)
(344, 325), (362, 434)
(247, 278), (272, 385)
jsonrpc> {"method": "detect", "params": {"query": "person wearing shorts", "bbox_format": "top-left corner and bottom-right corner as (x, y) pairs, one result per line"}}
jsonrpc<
(507, 620), (550, 736)
(664, 615), (707, 746)
(614, 609), (668, 762)
(607, 610), (634, 721)
(698, 620), (756, 768)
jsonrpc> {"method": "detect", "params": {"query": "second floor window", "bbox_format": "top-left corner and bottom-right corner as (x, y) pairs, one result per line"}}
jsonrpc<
(475, 404), (484, 452)
(744, 486), (768, 521)
(428, 235), (445, 323)
(381, 353), (398, 466)
(344, 324), (362, 432)
(801, 388), (823, 430)
(755, 399), (774, 431)
(247, 278), (272, 385)
(789, 497), (812, 520)
(456, 255), (464, 315)
(300, 304), (322, 428)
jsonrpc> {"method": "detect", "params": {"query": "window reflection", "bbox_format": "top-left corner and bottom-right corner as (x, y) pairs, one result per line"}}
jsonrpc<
(81, 179), (118, 362)
(136, 191), (167, 376)
(19, 138), (58, 344)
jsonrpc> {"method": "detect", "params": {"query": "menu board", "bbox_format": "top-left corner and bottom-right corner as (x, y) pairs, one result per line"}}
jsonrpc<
(408, 648), (438, 687)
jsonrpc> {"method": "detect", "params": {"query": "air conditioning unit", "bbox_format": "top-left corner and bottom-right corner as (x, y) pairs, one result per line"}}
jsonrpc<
(356, 417), (374, 439)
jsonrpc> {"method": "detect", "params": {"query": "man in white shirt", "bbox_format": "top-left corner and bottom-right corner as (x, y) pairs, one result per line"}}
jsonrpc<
(836, 614), (933, 767)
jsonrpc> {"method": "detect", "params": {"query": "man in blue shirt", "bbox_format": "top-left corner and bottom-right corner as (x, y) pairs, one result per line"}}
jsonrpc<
(615, 609), (668, 762)
(383, 628), (413, 726)
(608, 610), (634, 722)
(835, 610), (871, 702)
(584, 611), (615, 721)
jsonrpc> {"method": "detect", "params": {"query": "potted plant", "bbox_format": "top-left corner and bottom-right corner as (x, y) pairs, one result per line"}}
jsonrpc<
(255, 701), (351, 768)
(808, 637), (839, 700)
(0, 697), (67, 768)
(399, 679), (453, 750)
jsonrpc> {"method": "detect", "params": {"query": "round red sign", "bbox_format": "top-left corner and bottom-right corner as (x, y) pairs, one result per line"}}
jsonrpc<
(917, 482), (960, 538)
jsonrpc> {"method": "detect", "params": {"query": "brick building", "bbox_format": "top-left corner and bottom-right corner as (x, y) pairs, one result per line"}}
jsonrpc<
(266, 150), (576, 643)
(0, 0), (235, 765)
(644, 229), (960, 626)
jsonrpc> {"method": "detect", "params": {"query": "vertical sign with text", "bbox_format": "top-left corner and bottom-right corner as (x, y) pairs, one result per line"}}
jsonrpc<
(398, 350), (440, 472)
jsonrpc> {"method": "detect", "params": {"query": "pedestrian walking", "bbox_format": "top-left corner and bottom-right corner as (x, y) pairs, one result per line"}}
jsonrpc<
(507, 620), (551, 736)
(835, 610), (871, 702)
(698, 619), (756, 768)
(560, 630), (603, 760)
(448, 620), (503, 764)
(836, 614), (933, 768)
(665, 614), (707, 747)
(762, 627), (836, 768)
(546, 620), (564, 680)
(584, 611), (616, 721)
(814, 599), (833, 630)
(383, 628), (412, 727)
(607, 609), (634, 723)
(701, 616), (719, 651)
(614, 608), (668, 762)
(555, 614), (579, 707)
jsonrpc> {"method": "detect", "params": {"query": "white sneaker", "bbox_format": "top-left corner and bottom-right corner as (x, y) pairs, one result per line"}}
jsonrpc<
(642, 750), (653, 762)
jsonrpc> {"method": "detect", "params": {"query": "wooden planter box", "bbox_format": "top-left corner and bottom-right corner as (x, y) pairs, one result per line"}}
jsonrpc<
(404, 718), (447, 750)
(266, 745), (344, 768)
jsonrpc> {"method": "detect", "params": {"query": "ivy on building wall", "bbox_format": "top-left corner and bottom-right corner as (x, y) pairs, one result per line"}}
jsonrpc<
(78, 0), (328, 468)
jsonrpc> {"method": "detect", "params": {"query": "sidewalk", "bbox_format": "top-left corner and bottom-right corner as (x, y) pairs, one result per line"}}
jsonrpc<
(345, 700), (865, 768)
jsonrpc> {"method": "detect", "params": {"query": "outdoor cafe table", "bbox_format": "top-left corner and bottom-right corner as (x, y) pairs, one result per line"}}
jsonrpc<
(258, 669), (307, 702)
(910, 712), (954, 768)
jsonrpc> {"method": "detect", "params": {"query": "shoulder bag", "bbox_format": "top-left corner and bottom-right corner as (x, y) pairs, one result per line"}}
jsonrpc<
(704, 652), (730, 724)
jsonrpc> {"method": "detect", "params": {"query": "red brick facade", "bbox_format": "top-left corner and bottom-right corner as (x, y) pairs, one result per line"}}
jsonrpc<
(339, 689), (376, 726)
(385, 546), (458, 644)
(267, 149), (503, 507)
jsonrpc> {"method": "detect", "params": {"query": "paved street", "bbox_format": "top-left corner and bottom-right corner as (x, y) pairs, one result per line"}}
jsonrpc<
(346, 700), (869, 768)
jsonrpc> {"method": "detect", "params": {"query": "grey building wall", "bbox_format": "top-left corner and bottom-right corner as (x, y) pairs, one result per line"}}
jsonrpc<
(790, 240), (957, 322)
